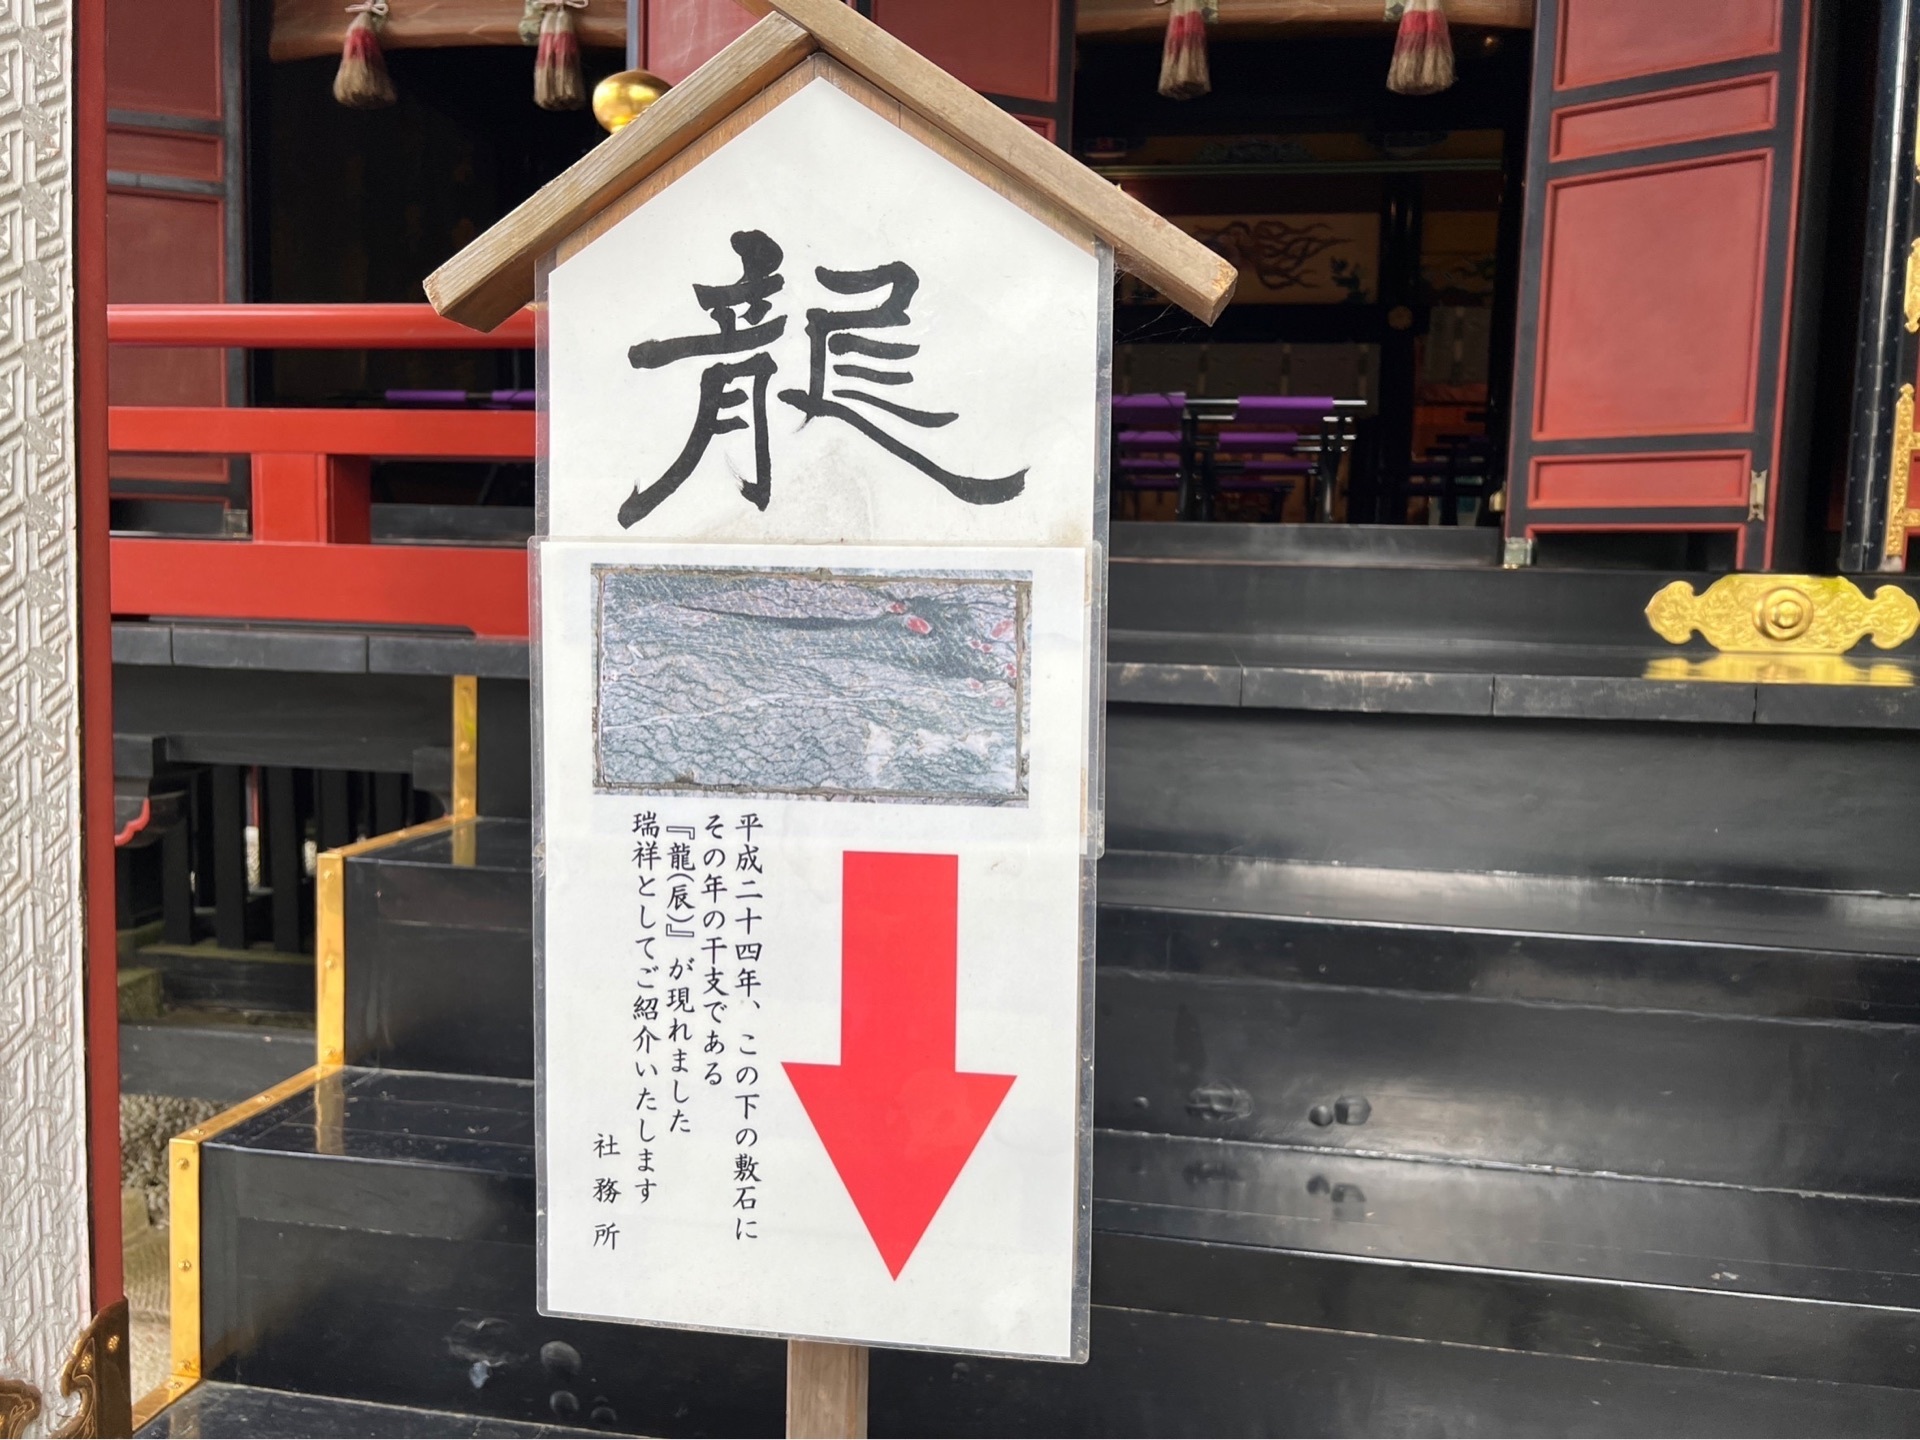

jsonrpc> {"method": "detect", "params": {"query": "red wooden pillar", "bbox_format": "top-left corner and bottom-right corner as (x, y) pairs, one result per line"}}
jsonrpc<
(251, 454), (374, 544)
(1503, 0), (1817, 569)
(79, 0), (124, 1317)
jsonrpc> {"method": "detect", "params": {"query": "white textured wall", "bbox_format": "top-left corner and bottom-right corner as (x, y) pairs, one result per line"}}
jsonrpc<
(0, 0), (95, 1430)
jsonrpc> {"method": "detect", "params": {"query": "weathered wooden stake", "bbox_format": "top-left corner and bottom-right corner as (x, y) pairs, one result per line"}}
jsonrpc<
(786, 1339), (869, 1439)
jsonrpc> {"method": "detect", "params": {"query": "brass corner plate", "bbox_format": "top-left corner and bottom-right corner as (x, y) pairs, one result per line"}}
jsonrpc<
(129, 1376), (195, 1436)
(1646, 574), (1919, 655)
(453, 673), (479, 819)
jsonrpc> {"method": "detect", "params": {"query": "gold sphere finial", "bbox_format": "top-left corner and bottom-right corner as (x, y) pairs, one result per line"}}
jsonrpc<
(593, 68), (670, 133)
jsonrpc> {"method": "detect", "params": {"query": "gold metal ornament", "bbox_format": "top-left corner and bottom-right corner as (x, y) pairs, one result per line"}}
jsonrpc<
(0, 1304), (134, 1439)
(0, 1380), (40, 1439)
(1645, 574), (1919, 655)
(1905, 239), (1920, 334)
(1644, 654), (1915, 687)
(1886, 383), (1916, 562)
(592, 68), (670, 132)
(51, 1301), (130, 1439)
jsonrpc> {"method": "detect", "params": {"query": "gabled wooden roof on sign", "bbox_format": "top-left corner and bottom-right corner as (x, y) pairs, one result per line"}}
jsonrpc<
(424, 0), (1238, 333)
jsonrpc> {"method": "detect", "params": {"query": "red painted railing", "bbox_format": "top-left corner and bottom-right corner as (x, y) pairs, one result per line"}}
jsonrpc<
(108, 303), (536, 638)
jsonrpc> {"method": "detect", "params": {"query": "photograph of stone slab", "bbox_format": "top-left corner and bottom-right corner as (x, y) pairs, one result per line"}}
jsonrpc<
(593, 566), (1030, 802)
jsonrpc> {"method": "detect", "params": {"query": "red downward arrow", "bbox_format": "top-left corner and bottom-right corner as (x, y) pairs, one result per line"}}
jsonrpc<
(784, 851), (1015, 1279)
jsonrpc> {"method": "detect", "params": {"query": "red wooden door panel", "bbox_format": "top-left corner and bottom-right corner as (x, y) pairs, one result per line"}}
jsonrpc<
(1505, 0), (1812, 568)
(642, 0), (1073, 143)
(106, 0), (240, 492)
(106, 190), (225, 409)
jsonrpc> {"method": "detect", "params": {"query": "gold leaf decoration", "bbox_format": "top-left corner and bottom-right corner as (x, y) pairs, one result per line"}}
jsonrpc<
(1645, 575), (1919, 655)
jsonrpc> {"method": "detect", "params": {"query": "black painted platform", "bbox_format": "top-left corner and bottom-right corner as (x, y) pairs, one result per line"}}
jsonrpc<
(1105, 530), (1920, 728)
(136, 1381), (591, 1438)
(1110, 519), (1504, 566)
(1107, 629), (1920, 726)
(113, 620), (531, 680)
(112, 523), (1920, 731)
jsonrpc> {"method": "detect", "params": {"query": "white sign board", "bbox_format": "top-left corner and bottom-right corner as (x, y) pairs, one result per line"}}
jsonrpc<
(535, 75), (1106, 1362)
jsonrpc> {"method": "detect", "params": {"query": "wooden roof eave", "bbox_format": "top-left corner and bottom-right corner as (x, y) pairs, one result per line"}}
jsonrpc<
(425, 0), (1236, 333)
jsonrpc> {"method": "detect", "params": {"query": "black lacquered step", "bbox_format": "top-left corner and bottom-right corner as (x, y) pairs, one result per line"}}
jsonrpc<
(120, 1016), (316, 1103)
(199, 1068), (1920, 1420)
(342, 830), (1920, 1056)
(134, 941), (315, 1013)
(137, 1381), (592, 1438)
(1106, 705), (1920, 893)
(1094, 1131), (1920, 1388)
(869, 1306), (1920, 1438)
(344, 820), (533, 1077)
(1097, 1130), (1920, 1308)
(1096, 968), (1920, 1196)
(198, 1069), (784, 1435)
(1100, 849), (1920, 1021)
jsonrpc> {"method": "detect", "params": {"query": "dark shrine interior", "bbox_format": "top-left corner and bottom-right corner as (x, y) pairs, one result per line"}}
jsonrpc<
(119, 1), (1887, 571)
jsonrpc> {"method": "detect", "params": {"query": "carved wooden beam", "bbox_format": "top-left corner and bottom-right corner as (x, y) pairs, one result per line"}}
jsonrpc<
(1077, 0), (1534, 38)
(273, 0), (1533, 62)
(270, 0), (629, 63)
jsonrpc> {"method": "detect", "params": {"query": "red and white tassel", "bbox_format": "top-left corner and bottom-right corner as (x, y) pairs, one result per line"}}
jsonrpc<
(533, 0), (589, 112)
(333, 0), (396, 109)
(1157, 0), (1211, 101)
(1387, 0), (1455, 96)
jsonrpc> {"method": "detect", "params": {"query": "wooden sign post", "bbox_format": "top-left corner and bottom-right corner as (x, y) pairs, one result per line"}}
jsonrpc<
(787, 1339), (868, 1438)
(427, 2), (1231, 1432)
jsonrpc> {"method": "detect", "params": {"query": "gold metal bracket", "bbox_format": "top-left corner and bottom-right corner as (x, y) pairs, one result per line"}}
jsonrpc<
(1646, 573), (1920, 654)
(1905, 239), (1920, 334)
(453, 674), (478, 819)
(1887, 384), (1917, 564)
(1746, 469), (1768, 521)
